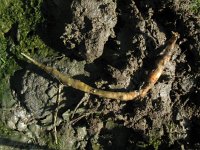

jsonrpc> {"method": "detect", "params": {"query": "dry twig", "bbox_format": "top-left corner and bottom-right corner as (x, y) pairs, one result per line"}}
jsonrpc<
(53, 84), (61, 144)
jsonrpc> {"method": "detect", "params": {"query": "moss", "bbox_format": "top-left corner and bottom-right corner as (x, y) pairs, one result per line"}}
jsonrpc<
(0, 121), (13, 136)
(135, 139), (161, 150)
(135, 130), (162, 150)
(148, 138), (161, 150)
(0, 0), (55, 108)
(0, 1), (58, 146)
(190, 0), (200, 15)
(0, 121), (23, 141)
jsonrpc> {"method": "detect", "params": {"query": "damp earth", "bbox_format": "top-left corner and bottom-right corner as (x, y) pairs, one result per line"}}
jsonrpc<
(1, 0), (200, 149)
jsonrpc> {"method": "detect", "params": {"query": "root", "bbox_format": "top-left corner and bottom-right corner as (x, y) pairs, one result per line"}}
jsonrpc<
(21, 32), (179, 101)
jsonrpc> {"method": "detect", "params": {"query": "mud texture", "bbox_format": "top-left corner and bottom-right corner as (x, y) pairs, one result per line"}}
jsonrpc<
(8, 0), (200, 149)
(11, 57), (88, 119)
(61, 0), (117, 63)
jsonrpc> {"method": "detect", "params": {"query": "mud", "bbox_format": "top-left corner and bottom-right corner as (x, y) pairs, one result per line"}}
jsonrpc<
(61, 0), (117, 63)
(7, 0), (200, 149)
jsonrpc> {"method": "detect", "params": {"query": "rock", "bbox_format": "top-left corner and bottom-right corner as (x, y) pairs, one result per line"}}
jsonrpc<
(12, 56), (87, 119)
(77, 127), (87, 141)
(7, 120), (16, 130)
(17, 121), (27, 132)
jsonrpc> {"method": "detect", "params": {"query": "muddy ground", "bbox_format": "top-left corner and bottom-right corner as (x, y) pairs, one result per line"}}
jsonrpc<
(1, 0), (200, 149)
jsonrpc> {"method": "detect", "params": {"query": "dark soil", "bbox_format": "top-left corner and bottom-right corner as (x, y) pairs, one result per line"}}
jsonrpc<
(8, 0), (200, 149)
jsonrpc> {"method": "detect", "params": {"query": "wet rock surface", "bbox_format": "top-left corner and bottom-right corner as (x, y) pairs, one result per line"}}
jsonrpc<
(6, 0), (200, 149)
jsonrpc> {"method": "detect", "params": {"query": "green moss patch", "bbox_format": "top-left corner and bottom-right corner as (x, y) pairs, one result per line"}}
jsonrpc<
(0, 0), (53, 108)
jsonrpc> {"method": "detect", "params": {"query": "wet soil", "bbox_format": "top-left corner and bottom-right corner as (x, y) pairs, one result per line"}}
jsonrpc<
(7, 0), (200, 149)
